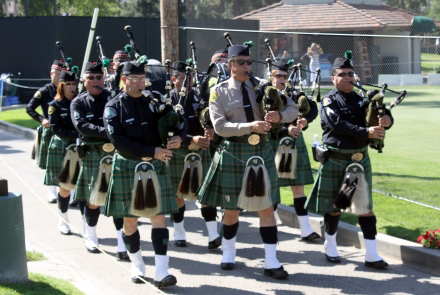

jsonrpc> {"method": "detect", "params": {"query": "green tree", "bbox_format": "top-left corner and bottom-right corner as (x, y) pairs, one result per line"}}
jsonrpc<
(383, 0), (429, 15)
(18, 0), (54, 16)
(119, 0), (160, 18)
(428, 0), (440, 20)
(57, 0), (121, 16)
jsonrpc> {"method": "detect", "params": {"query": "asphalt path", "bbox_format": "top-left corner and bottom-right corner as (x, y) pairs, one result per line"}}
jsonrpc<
(1, 129), (439, 295)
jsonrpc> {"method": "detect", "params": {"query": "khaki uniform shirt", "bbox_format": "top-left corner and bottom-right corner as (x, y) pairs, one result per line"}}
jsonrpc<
(209, 78), (298, 137)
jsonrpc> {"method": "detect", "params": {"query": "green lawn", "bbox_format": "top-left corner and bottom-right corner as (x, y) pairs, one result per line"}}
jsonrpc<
(0, 273), (84, 295)
(421, 53), (440, 73)
(0, 107), (41, 129)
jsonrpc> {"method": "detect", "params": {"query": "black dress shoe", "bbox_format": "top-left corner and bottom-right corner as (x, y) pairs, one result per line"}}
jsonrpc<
(175, 240), (187, 247)
(59, 229), (72, 235)
(301, 232), (321, 241)
(117, 251), (130, 261)
(208, 236), (222, 250)
(264, 266), (288, 279)
(131, 276), (147, 284)
(220, 263), (235, 270)
(365, 260), (388, 269)
(325, 254), (341, 264)
(154, 275), (177, 289)
(69, 200), (78, 207)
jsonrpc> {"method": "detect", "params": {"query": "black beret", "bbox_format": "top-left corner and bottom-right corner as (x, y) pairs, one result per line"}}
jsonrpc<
(172, 61), (189, 74)
(51, 60), (65, 71)
(272, 61), (289, 72)
(113, 50), (130, 62)
(59, 70), (77, 82)
(123, 61), (146, 75)
(228, 45), (250, 58)
(85, 62), (103, 74)
(333, 50), (354, 70)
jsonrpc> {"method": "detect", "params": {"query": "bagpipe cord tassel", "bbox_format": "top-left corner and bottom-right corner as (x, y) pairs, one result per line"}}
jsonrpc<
(278, 149), (285, 173)
(190, 163), (199, 193)
(134, 174), (146, 210)
(245, 167), (256, 197)
(178, 163), (191, 194)
(98, 168), (108, 193)
(71, 160), (80, 185)
(284, 149), (292, 173)
(255, 166), (265, 197)
(58, 155), (70, 183)
(145, 173), (158, 209)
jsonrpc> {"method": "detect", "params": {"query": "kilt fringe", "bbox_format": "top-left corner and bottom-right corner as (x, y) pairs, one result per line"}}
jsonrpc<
(58, 145), (81, 191)
(342, 163), (370, 216)
(176, 153), (203, 202)
(130, 168), (162, 217)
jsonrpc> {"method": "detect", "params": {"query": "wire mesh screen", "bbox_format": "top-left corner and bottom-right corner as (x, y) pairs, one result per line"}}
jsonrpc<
(180, 26), (440, 209)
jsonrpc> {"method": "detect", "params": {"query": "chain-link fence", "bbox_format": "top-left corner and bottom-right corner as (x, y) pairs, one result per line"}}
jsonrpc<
(180, 25), (440, 209)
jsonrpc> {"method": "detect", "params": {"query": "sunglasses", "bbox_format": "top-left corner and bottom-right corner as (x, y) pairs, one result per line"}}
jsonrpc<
(274, 74), (288, 79)
(336, 72), (355, 78)
(86, 75), (103, 81)
(126, 77), (147, 83)
(232, 59), (253, 66)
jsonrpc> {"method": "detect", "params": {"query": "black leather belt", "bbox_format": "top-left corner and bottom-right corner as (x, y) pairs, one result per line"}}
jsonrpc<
(328, 150), (368, 162)
(225, 134), (269, 145)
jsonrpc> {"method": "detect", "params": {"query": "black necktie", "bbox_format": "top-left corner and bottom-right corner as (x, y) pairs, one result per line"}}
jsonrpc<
(135, 98), (150, 144)
(242, 82), (255, 122)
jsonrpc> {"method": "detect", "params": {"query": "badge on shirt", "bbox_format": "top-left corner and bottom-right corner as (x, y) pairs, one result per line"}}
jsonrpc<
(104, 107), (117, 119)
(323, 97), (332, 106)
(74, 111), (81, 120)
(209, 91), (218, 103)
(48, 106), (56, 115)
(108, 125), (114, 134)
(34, 91), (42, 99)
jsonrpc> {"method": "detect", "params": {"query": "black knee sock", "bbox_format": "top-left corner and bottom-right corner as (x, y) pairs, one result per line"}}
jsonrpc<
(358, 216), (377, 240)
(79, 201), (86, 216)
(260, 226), (278, 244)
(123, 229), (140, 253)
(294, 196), (308, 216)
(223, 222), (239, 240)
(201, 207), (217, 222)
(152, 228), (169, 255)
(324, 214), (340, 236)
(85, 206), (100, 227)
(58, 194), (70, 213)
(273, 203), (278, 211)
(173, 205), (185, 223)
(113, 217), (123, 231)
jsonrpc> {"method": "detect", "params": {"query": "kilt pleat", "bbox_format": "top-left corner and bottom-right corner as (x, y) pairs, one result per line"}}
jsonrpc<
(73, 142), (114, 203)
(167, 148), (211, 196)
(307, 146), (373, 214)
(198, 140), (279, 210)
(38, 127), (53, 170)
(104, 153), (179, 218)
(44, 136), (74, 186)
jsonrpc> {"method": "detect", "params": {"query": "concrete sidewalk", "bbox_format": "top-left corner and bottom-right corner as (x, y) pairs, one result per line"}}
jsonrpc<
(1, 128), (440, 294)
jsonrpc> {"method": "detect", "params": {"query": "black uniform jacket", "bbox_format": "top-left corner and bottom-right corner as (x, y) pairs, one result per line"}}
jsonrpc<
(104, 91), (187, 160)
(70, 91), (113, 143)
(320, 89), (393, 149)
(26, 83), (57, 122)
(167, 88), (204, 148)
(49, 97), (78, 141)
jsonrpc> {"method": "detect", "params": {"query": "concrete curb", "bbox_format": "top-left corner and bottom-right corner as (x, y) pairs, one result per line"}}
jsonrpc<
(0, 120), (36, 140)
(278, 204), (440, 277)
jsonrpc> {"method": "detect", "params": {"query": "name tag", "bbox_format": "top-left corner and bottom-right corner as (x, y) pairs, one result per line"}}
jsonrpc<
(188, 116), (194, 118)
(126, 118), (134, 123)
(86, 114), (94, 118)
(60, 113), (68, 117)
(61, 108), (68, 111)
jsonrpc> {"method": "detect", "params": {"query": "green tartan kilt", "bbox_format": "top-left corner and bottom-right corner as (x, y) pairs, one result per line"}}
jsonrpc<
(167, 147), (212, 197)
(44, 136), (75, 186)
(271, 133), (314, 187)
(73, 142), (114, 203)
(307, 146), (373, 214)
(197, 140), (279, 210)
(104, 153), (179, 218)
(38, 127), (53, 170)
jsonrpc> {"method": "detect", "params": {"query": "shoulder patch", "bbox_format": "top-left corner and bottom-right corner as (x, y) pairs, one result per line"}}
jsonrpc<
(209, 91), (219, 103)
(48, 106), (56, 115)
(323, 97), (332, 107)
(104, 107), (117, 119)
(74, 111), (81, 120)
(34, 91), (42, 99)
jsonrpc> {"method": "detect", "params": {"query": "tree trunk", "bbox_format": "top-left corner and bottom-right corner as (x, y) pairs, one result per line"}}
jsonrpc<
(160, 0), (179, 65)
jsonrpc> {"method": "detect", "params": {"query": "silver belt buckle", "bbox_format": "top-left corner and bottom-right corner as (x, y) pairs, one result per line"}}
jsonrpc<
(351, 152), (363, 162)
(102, 143), (115, 153)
